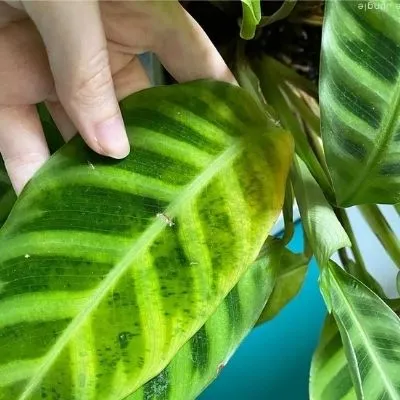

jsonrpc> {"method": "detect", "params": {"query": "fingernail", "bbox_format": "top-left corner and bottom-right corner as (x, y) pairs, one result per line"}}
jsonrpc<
(95, 115), (130, 159)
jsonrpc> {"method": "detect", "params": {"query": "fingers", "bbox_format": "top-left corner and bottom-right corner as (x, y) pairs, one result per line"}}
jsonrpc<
(113, 57), (151, 101)
(154, 5), (236, 84)
(23, 1), (129, 159)
(0, 105), (50, 194)
(101, 2), (235, 84)
(45, 57), (151, 142)
(0, 19), (53, 105)
(0, 2), (26, 28)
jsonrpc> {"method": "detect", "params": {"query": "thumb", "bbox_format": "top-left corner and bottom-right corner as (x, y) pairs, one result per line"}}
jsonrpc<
(23, 1), (130, 159)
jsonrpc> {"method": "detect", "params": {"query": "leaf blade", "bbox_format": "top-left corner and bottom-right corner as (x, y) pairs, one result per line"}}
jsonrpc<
(320, 261), (400, 399)
(310, 316), (356, 400)
(320, 0), (400, 205)
(128, 237), (282, 400)
(292, 155), (350, 268)
(0, 81), (293, 400)
(257, 246), (308, 323)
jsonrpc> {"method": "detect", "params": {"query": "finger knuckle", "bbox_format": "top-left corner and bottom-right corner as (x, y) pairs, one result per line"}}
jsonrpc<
(71, 49), (113, 108)
(3, 151), (46, 171)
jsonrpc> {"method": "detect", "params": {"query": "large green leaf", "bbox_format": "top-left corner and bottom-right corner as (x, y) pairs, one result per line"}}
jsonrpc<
(292, 156), (350, 268)
(320, 0), (400, 206)
(320, 261), (400, 399)
(310, 316), (356, 400)
(128, 238), (282, 400)
(257, 245), (308, 323)
(0, 80), (293, 400)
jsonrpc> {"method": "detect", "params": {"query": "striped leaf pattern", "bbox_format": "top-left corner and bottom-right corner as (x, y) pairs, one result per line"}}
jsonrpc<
(320, 0), (400, 206)
(310, 316), (356, 400)
(0, 80), (293, 400)
(320, 261), (400, 399)
(128, 238), (283, 400)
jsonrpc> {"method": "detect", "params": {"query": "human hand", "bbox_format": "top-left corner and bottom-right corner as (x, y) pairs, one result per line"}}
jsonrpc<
(0, 1), (235, 193)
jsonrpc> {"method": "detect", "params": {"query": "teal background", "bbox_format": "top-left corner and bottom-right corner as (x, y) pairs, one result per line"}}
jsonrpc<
(200, 223), (326, 399)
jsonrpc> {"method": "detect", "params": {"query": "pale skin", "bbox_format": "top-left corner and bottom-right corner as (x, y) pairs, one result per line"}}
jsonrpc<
(0, 1), (235, 194)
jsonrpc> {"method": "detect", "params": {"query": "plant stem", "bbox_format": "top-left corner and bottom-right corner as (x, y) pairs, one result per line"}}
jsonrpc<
(252, 58), (334, 200)
(335, 208), (371, 283)
(234, 42), (278, 123)
(302, 224), (313, 259)
(337, 247), (351, 271)
(282, 181), (294, 245)
(259, 0), (298, 27)
(358, 204), (400, 269)
(257, 56), (318, 98)
(281, 84), (331, 180)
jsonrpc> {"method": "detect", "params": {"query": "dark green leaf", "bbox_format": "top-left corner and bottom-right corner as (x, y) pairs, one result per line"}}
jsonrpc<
(320, 261), (400, 399)
(0, 160), (15, 227)
(397, 271), (400, 296)
(36, 104), (65, 154)
(320, 0), (400, 205)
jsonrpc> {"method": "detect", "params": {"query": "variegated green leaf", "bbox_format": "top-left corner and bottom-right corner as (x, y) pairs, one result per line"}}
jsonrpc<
(310, 315), (356, 400)
(257, 246), (308, 323)
(320, 0), (400, 206)
(128, 238), (283, 400)
(320, 261), (400, 399)
(0, 80), (293, 400)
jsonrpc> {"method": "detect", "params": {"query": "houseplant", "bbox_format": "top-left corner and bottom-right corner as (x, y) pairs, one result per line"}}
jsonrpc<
(0, 0), (400, 399)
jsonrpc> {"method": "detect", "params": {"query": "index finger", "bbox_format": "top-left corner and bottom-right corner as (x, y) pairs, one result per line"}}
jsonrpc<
(152, 4), (236, 84)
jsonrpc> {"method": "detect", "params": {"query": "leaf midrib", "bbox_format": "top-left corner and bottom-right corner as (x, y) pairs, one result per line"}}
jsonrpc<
(331, 269), (400, 400)
(19, 139), (242, 400)
(340, 75), (400, 204)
